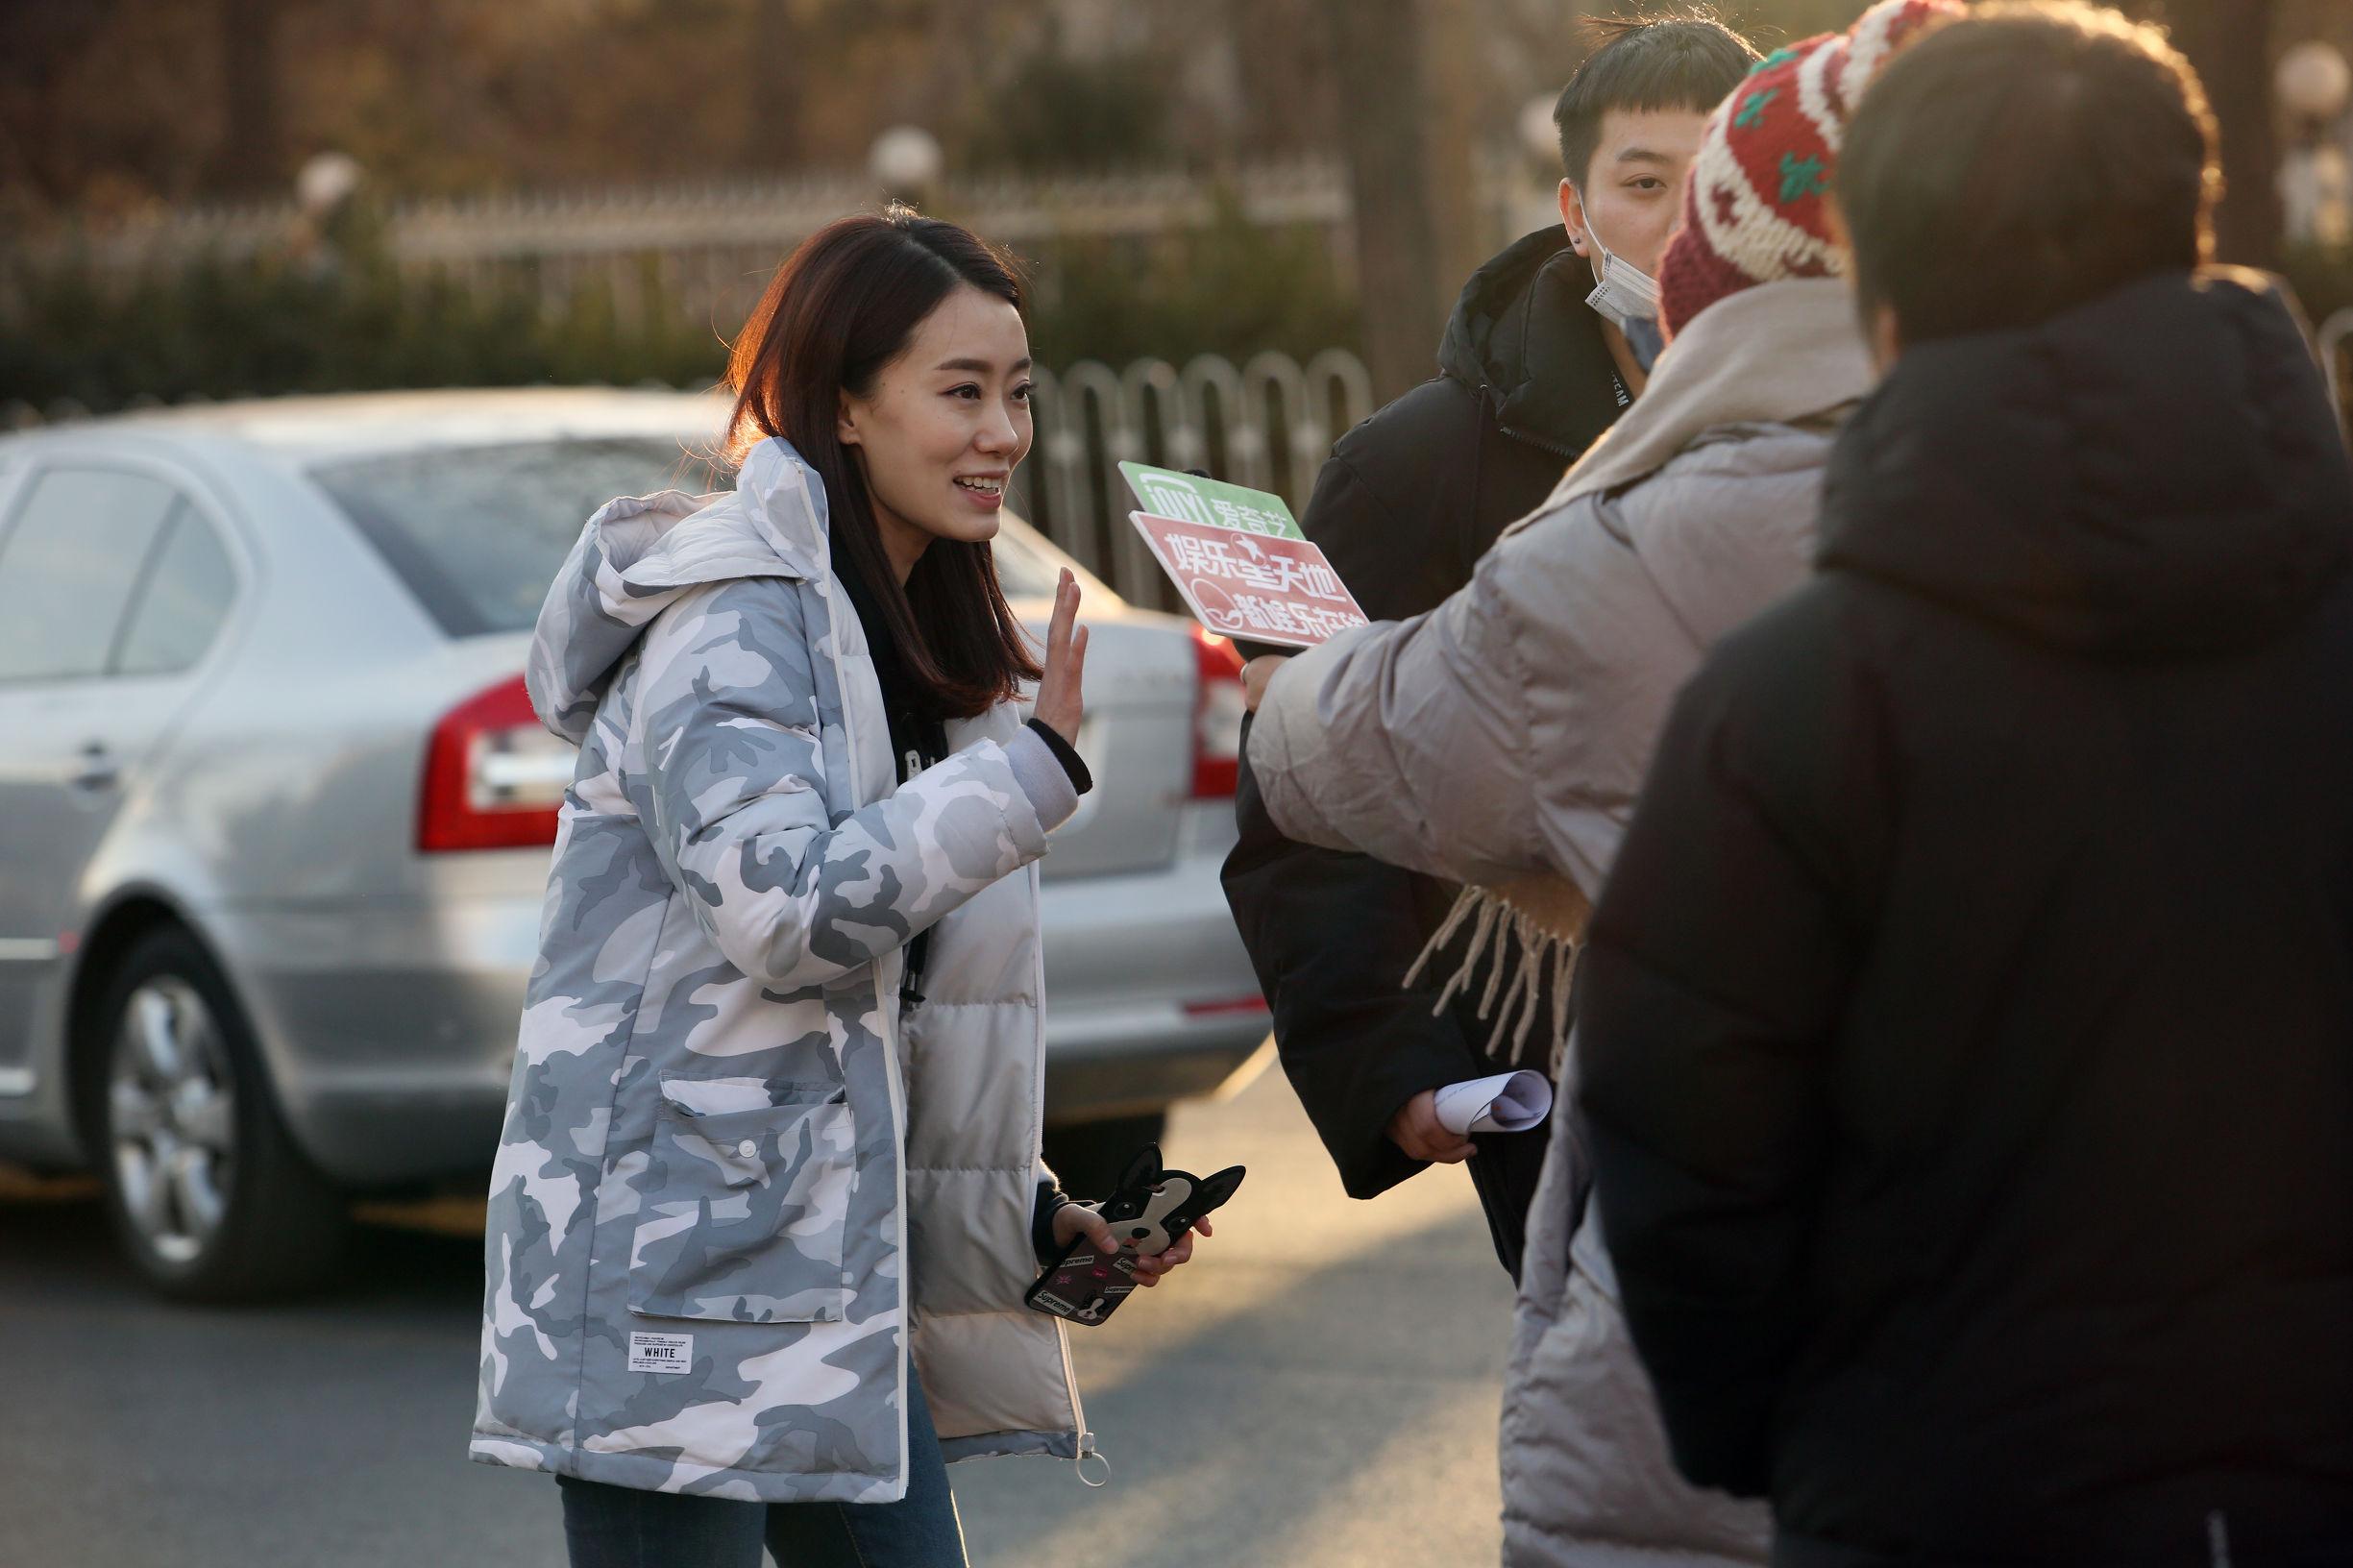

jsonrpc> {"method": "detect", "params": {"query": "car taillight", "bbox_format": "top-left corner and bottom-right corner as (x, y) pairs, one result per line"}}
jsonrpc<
(417, 675), (572, 852)
(1189, 626), (1246, 799)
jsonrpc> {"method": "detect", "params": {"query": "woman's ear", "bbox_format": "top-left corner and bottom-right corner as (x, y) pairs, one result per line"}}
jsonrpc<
(836, 392), (862, 449)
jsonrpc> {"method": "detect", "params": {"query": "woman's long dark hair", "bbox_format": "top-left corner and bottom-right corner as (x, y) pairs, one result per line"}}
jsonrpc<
(724, 206), (1042, 719)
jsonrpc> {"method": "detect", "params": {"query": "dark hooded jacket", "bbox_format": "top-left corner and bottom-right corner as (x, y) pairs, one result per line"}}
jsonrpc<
(1223, 228), (1630, 1277)
(1578, 269), (2353, 1564)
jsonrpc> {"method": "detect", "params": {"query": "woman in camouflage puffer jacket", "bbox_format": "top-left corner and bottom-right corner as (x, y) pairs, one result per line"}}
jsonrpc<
(471, 211), (1167, 1567)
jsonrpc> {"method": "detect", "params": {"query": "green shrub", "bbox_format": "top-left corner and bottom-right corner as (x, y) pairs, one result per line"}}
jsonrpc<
(0, 230), (725, 416)
(1016, 191), (1361, 370)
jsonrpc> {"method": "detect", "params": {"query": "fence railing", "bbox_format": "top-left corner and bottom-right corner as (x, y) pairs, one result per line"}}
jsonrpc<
(1017, 349), (1373, 609)
(0, 345), (1375, 614)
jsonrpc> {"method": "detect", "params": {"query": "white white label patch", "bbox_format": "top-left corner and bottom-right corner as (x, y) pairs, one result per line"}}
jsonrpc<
(627, 1331), (694, 1375)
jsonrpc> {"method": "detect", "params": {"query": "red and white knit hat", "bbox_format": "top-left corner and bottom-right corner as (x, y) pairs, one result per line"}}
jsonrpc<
(1657, 0), (1962, 338)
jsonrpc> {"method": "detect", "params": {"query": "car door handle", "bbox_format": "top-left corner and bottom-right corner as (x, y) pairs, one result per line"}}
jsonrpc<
(70, 741), (120, 793)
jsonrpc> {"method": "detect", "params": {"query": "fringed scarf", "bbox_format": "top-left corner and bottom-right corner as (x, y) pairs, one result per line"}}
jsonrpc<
(1403, 874), (1592, 1079)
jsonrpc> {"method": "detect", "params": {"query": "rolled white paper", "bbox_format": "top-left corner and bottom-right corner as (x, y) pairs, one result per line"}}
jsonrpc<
(1431, 1069), (1554, 1137)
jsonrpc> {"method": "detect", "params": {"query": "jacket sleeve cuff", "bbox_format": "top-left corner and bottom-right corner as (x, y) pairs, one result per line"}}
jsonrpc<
(1006, 725), (1081, 832)
(1023, 718), (1093, 796)
(1032, 1177), (1073, 1266)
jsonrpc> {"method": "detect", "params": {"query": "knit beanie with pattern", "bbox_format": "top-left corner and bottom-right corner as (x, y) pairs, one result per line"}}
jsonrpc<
(1657, 0), (1963, 338)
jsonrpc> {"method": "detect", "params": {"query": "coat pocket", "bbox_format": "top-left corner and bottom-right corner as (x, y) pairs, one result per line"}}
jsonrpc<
(627, 1080), (854, 1325)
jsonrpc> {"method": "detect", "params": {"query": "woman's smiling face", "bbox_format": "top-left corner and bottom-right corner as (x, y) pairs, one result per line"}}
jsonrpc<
(837, 282), (1035, 583)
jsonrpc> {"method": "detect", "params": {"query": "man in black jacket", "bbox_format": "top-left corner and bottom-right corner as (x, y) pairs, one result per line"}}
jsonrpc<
(1579, 6), (2353, 1561)
(1221, 15), (1756, 1281)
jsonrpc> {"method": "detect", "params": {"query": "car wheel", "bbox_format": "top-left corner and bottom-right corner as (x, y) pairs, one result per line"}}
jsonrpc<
(94, 927), (348, 1300)
(1041, 1111), (1169, 1199)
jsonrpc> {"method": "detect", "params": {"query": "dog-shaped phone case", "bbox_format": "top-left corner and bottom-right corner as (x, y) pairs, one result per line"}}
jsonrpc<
(1024, 1144), (1245, 1327)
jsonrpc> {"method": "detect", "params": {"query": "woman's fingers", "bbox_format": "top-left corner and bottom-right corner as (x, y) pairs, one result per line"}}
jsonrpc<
(1131, 1231), (1196, 1286)
(1045, 569), (1076, 663)
(1079, 1209), (1120, 1256)
(1036, 570), (1087, 744)
(1391, 1092), (1475, 1164)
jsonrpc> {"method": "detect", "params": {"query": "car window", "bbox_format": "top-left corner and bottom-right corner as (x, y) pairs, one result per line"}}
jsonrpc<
(0, 467), (181, 683)
(312, 439), (725, 637)
(313, 437), (1079, 635)
(114, 505), (237, 677)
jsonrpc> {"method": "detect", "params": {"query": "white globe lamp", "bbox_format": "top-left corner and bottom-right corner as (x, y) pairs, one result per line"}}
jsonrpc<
(870, 127), (945, 199)
(295, 152), (363, 216)
(2277, 41), (2350, 129)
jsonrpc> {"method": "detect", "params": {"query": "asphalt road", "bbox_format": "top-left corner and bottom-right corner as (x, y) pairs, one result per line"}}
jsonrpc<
(0, 1067), (1515, 1568)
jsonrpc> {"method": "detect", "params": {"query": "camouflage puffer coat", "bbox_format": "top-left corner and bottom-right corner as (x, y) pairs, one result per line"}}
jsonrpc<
(471, 437), (1087, 1503)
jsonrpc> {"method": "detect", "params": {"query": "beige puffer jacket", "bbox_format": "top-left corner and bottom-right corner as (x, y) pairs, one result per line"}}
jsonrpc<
(1248, 278), (1876, 1564)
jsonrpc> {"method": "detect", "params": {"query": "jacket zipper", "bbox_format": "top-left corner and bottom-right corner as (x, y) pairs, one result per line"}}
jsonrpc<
(810, 534), (915, 1501)
(816, 502), (1083, 1480)
(1029, 854), (1091, 1462)
(1489, 363), (1625, 459)
(1495, 421), (1583, 459)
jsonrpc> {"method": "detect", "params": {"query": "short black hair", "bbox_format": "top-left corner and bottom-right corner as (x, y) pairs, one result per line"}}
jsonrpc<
(1839, 1), (2219, 346)
(1553, 11), (1759, 187)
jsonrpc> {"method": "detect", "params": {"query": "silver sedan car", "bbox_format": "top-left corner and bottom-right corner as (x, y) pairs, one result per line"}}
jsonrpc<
(0, 388), (1269, 1297)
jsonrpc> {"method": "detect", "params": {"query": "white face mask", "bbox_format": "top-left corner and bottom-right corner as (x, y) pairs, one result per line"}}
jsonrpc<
(1584, 227), (1661, 334)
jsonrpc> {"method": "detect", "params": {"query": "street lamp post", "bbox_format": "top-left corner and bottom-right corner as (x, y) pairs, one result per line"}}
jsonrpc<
(1511, 91), (1567, 236)
(2277, 41), (2352, 250)
(292, 151), (366, 282)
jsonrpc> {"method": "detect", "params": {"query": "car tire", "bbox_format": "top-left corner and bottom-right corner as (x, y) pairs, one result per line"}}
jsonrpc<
(92, 927), (348, 1301)
(1041, 1111), (1169, 1199)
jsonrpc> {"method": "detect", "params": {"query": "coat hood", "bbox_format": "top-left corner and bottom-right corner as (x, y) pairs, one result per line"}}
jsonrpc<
(1819, 268), (2353, 658)
(1437, 227), (1626, 457)
(526, 437), (831, 743)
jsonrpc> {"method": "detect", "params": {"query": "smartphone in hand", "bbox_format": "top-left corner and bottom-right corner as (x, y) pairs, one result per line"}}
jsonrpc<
(1024, 1144), (1244, 1327)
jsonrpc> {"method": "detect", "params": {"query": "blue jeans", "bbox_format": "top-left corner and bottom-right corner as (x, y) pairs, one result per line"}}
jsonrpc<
(555, 1374), (968, 1568)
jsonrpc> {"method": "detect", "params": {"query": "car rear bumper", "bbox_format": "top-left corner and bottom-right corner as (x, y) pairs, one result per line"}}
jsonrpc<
(1040, 836), (1271, 1121)
(215, 889), (540, 1186)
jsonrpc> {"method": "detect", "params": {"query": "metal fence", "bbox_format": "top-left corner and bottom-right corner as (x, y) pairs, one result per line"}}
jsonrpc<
(7, 161), (1359, 332)
(4, 155), (1565, 334)
(1018, 349), (1372, 609)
